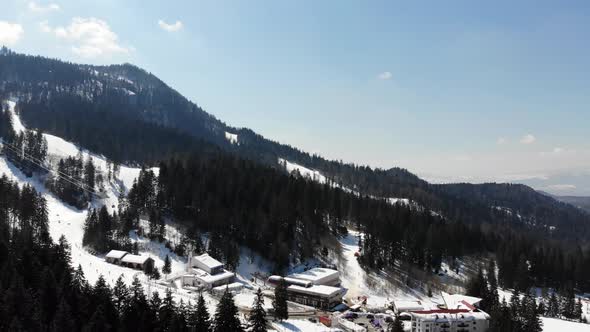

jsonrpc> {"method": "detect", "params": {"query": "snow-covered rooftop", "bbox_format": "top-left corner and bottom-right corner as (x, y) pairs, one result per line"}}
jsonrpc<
(393, 300), (424, 311)
(189, 267), (234, 284)
(288, 284), (344, 298)
(105, 250), (128, 260)
(121, 254), (152, 265)
(441, 292), (482, 311)
(288, 267), (340, 284)
(193, 253), (224, 269)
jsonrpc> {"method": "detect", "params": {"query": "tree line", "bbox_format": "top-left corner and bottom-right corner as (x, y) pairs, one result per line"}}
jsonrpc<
(0, 174), (282, 331)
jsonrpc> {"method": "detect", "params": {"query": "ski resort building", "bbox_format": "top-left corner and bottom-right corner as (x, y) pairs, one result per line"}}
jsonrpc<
(288, 267), (341, 286)
(408, 310), (490, 332)
(286, 284), (347, 310)
(267, 270), (346, 310)
(408, 293), (490, 332)
(104, 250), (154, 271)
(181, 253), (234, 289)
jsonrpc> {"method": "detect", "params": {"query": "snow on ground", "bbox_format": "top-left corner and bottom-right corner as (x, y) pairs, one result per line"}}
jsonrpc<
(278, 158), (357, 195)
(542, 317), (590, 332)
(271, 319), (340, 332)
(225, 131), (238, 144)
(7, 100), (25, 133)
(336, 229), (441, 311)
(387, 197), (411, 206)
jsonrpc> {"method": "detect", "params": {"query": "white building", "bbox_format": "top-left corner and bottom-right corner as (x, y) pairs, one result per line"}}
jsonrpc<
(188, 253), (224, 275)
(408, 293), (490, 332)
(286, 284), (347, 310)
(105, 250), (128, 264)
(409, 310), (490, 332)
(288, 268), (341, 286)
(181, 253), (234, 289)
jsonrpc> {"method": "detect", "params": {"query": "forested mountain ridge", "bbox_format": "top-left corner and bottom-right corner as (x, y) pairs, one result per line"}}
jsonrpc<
(1, 47), (589, 245)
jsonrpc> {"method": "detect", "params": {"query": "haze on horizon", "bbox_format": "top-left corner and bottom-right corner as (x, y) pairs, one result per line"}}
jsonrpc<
(1, 0), (589, 195)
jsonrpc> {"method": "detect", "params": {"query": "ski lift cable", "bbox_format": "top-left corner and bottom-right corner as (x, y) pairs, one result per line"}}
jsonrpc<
(0, 139), (100, 196)
(0, 137), (94, 191)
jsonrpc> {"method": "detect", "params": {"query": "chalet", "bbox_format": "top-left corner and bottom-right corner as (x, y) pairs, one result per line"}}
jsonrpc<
(120, 254), (155, 271)
(181, 253), (234, 289)
(105, 250), (129, 264)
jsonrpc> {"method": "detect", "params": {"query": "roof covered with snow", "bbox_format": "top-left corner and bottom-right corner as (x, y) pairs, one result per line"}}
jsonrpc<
(441, 292), (482, 311)
(288, 284), (344, 298)
(121, 254), (153, 265)
(193, 253), (224, 269)
(105, 250), (128, 260)
(288, 268), (340, 284)
(189, 267), (234, 284)
(393, 300), (424, 311)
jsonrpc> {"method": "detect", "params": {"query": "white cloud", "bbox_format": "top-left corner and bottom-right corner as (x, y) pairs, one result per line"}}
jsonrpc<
(496, 137), (507, 145)
(44, 18), (130, 58)
(28, 1), (60, 13)
(158, 19), (183, 32)
(552, 147), (564, 153)
(520, 134), (536, 144)
(377, 71), (392, 80)
(0, 21), (24, 45)
(39, 20), (51, 33)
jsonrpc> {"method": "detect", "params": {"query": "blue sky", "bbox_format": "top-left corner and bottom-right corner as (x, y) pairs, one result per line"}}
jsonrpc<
(2, 0), (590, 195)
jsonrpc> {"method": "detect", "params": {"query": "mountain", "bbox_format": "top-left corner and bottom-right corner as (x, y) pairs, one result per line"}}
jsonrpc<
(2, 49), (589, 246)
(540, 191), (590, 214)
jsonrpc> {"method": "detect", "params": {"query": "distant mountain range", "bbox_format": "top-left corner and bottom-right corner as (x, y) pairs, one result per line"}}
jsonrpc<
(540, 191), (590, 214)
(1, 47), (590, 244)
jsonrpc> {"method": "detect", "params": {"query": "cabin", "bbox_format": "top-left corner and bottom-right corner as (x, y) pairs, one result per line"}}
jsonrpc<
(120, 254), (155, 271)
(105, 250), (129, 264)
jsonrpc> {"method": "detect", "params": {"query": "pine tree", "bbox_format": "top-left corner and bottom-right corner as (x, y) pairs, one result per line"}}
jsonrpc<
(163, 254), (172, 277)
(248, 288), (267, 332)
(112, 275), (129, 313)
(388, 313), (404, 332)
(272, 278), (289, 321)
(214, 289), (243, 332)
(547, 292), (560, 318)
(84, 304), (111, 332)
(191, 293), (211, 332)
(574, 297), (583, 321)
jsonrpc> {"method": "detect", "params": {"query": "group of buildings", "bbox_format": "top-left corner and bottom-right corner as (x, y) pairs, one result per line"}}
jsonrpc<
(104, 248), (493, 331)
(267, 267), (347, 310)
(393, 292), (491, 332)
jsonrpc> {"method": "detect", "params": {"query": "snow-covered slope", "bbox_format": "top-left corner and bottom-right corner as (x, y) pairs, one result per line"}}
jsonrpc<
(542, 317), (590, 332)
